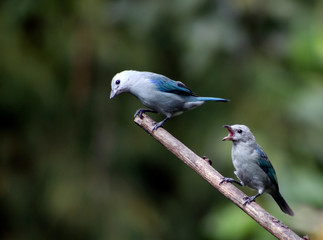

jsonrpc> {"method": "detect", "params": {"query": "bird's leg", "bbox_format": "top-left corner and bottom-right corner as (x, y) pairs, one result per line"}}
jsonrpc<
(243, 193), (262, 205)
(152, 117), (170, 131)
(220, 177), (243, 186)
(134, 109), (157, 119)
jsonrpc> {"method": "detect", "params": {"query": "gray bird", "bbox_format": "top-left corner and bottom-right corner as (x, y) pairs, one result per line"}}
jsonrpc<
(110, 70), (229, 130)
(221, 124), (294, 216)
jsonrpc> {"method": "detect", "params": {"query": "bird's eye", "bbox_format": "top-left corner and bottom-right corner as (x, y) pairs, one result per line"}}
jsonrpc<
(115, 80), (120, 85)
(237, 129), (243, 134)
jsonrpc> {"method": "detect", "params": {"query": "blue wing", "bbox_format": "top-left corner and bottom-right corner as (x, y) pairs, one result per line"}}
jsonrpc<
(149, 75), (196, 96)
(256, 147), (279, 189)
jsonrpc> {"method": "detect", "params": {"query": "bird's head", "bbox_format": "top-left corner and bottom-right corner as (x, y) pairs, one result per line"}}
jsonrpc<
(110, 70), (137, 99)
(222, 124), (255, 143)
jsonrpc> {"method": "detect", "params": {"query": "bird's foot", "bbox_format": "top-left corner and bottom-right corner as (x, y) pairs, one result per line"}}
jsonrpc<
(151, 117), (170, 131)
(220, 177), (237, 185)
(133, 108), (152, 119)
(152, 121), (164, 131)
(134, 109), (145, 119)
(220, 177), (243, 186)
(243, 196), (257, 205)
(134, 109), (157, 119)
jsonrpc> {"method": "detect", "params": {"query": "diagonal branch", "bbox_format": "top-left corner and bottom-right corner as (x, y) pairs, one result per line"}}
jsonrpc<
(134, 114), (304, 240)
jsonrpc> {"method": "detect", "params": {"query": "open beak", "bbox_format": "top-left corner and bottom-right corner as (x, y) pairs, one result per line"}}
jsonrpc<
(110, 90), (117, 99)
(222, 125), (234, 141)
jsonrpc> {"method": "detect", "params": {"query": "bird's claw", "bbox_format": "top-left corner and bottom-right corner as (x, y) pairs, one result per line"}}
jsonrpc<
(219, 177), (234, 185)
(243, 196), (256, 205)
(152, 122), (164, 131)
(134, 109), (145, 119)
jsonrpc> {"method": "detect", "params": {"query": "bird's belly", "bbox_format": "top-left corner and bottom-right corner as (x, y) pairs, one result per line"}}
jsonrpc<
(138, 92), (188, 115)
(233, 160), (270, 191)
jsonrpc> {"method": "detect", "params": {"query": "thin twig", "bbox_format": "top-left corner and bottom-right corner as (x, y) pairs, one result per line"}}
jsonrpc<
(134, 114), (304, 240)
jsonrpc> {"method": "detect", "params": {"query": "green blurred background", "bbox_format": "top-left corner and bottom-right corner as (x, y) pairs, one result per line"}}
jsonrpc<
(1, 0), (323, 239)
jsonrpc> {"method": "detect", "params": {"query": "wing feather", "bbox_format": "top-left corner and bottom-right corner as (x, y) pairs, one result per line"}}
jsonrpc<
(149, 75), (196, 96)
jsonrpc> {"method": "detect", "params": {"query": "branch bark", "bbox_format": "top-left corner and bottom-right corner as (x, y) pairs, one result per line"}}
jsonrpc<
(134, 114), (304, 240)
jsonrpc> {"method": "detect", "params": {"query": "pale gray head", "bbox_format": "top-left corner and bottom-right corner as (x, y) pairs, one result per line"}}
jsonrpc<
(222, 124), (256, 143)
(110, 70), (139, 99)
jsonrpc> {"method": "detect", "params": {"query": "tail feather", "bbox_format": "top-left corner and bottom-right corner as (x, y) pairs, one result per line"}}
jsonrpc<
(195, 96), (229, 102)
(272, 192), (294, 216)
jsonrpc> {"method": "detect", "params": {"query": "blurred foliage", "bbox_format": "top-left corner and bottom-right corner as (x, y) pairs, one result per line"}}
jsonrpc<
(1, 0), (323, 239)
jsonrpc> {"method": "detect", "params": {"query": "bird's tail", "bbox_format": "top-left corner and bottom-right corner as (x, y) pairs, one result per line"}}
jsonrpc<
(194, 97), (229, 102)
(271, 192), (294, 216)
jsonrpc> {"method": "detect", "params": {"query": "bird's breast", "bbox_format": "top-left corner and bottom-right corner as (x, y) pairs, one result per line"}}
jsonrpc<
(232, 145), (272, 191)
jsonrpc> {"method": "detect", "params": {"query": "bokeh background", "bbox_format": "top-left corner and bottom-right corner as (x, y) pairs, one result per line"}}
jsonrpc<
(1, 0), (323, 239)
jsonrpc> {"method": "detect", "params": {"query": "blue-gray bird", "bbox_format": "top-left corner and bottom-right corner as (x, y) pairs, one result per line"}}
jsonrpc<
(221, 124), (294, 216)
(110, 70), (229, 130)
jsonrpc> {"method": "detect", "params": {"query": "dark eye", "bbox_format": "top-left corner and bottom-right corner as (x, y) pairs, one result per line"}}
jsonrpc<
(115, 80), (120, 85)
(237, 129), (243, 134)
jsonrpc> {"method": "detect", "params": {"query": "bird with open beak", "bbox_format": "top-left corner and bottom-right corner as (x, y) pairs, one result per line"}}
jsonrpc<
(221, 124), (294, 216)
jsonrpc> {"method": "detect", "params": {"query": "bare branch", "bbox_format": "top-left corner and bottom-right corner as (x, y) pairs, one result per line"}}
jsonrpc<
(134, 114), (304, 240)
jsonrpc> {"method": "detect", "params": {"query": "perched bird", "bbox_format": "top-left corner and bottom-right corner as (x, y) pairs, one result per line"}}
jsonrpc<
(221, 124), (294, 216)
(110, 70), (229, 130)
